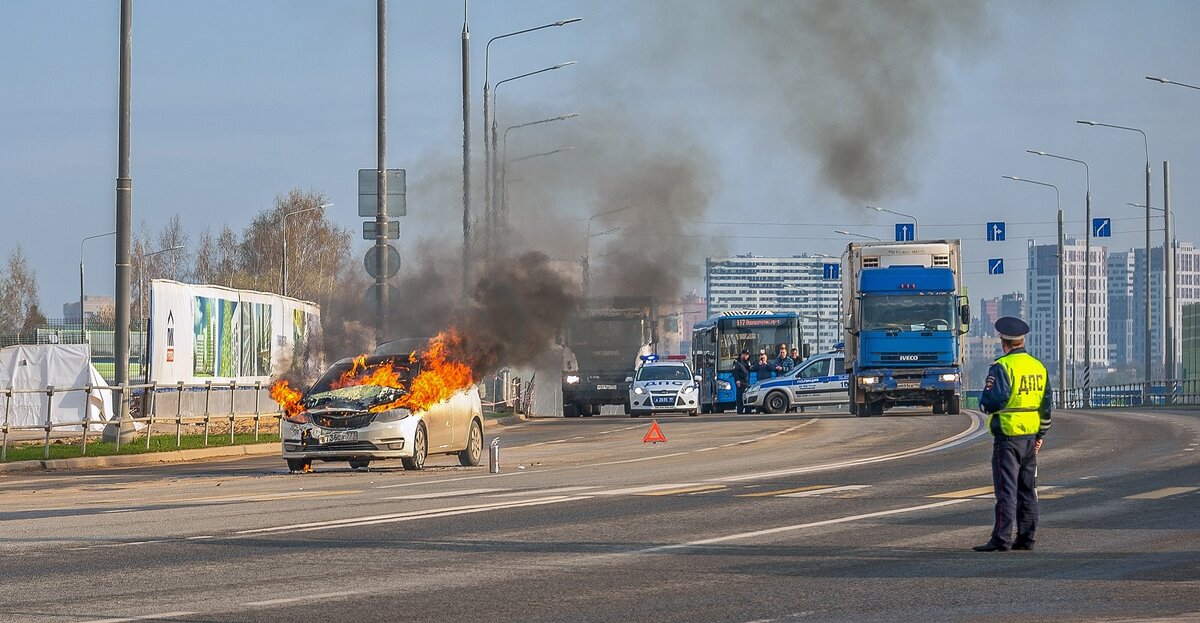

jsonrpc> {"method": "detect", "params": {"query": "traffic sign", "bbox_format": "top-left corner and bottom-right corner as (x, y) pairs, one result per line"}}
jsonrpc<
(358, 168), (407, 217)
(364, 244), (401, 279)
(986, 221), (1006, 242)
(363, 221), (399, 240)
(988, 258), (1005, 275)
(642, 420), (668, 444)
(364, 282), (390, 312)
(1092, 217), (1111, 238)
(822, 263), (840, 280)
(895, 223), (914, 242)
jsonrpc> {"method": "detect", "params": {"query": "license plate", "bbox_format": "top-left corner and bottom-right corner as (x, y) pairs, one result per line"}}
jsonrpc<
(321, 430), (358, 444)
(897, 382), (920, 390)
(597, 384), (618, 390)
(653, 396), (675, 406)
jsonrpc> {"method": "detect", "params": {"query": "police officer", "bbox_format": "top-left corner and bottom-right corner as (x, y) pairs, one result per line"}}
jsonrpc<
(974, 316), (1052, 552)
(732, 349), (752, 414)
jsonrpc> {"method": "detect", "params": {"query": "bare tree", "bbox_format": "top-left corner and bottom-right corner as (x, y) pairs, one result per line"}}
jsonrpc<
(0, 247), (41, 334)
(238, 188), (351, 303)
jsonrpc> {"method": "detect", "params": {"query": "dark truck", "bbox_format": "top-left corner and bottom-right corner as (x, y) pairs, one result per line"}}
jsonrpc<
(561, 297), (656, 417)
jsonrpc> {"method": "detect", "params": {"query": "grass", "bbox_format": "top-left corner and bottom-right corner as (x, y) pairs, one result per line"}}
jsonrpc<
(2, 432), (280, 463)
(89, 362), (144, 381)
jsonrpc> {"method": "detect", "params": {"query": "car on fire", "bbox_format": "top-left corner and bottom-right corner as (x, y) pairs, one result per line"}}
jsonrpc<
(280, 339), (484, 473)
(742, 350), (849, 414)
(624, 355), (701, 417)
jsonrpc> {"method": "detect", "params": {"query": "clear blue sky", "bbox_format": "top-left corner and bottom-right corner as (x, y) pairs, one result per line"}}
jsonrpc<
(2, 1), (1198, 313)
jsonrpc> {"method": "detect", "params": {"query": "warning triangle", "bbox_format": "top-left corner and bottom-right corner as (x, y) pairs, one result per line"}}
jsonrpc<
(642, 420), (667, 444)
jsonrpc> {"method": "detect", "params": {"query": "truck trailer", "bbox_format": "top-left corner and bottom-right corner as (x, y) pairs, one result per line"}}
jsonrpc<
(841, 240), (969, 416)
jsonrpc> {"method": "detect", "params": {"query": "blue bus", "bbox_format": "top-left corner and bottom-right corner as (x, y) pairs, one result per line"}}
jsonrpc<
(691, 311), (801, 413)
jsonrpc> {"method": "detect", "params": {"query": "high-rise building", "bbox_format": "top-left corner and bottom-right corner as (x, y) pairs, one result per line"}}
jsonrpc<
(1107, 251), (1137, 368)
(1026, 238), (1108, 386)
(1183, 302), (1200, 380)
(706, 254), (842, 355)
(1116, 242), (1200, 379)
(999, 292), (1026, 320)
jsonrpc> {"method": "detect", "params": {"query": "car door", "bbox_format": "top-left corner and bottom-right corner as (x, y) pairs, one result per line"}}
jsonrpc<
(791, 357), (830, 406)
(423, 400), (455, 452)
(826, 357), (850, 405)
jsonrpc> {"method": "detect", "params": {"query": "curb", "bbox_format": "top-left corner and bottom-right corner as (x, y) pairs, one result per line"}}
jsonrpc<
(485, 414), (527, 427)
(0, 443), (279, 472)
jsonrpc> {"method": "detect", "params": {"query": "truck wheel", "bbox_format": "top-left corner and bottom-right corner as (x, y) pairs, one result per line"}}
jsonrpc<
(563, 402), (578, 418)
(947, 395), (962, 415)
(623, 400), (631, 416)
(764, 391), (789, 414)
(582, 403), (595, 417)
(849, 400), (858, 416)
(701, 403), (712, 414)
(933, 400), (945, 415)
(867, 400), (884, 417)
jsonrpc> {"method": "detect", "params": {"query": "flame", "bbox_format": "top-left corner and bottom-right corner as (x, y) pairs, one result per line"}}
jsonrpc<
(270, 330), (476, 416)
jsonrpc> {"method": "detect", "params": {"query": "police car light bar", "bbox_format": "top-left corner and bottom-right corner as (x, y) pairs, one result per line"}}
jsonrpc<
(639, 354), (659, 362)
(665, 354), (688, 360)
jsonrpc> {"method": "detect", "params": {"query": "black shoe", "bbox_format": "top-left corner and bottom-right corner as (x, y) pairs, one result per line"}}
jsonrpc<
(1011, 541), (1034, 551)
(972, 541), (1010, 552)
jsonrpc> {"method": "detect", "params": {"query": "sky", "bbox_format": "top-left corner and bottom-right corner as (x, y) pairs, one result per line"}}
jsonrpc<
(1, 0), (1199, 314)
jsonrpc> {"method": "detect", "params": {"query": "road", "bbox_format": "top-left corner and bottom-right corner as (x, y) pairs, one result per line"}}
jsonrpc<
(1, 408), (1197, 622)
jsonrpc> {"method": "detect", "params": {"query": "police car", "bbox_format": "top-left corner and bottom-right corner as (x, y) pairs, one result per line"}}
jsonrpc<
(625, 355), (700, 417)
(743, 351), (849, 414)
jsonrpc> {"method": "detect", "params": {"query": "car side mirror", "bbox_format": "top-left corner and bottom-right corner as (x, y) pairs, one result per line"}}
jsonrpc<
(624, 376), (633, 383)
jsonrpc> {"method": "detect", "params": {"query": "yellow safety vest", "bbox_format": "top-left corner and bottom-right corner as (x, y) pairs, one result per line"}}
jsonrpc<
(991, 351), (1047, 437)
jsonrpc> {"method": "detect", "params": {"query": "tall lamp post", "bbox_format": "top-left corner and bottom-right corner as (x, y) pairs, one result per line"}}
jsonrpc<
(1028, 149), (1092, 405)
(280, 203), (332, 298)
(583, 205), (635, 299)
(80, 231), (117, 350)
(1146, 75), (1200, 91)
(500, 113), (578, 224)
(1077, 120), (1153, 384)
(834, 230), (883, 242)
(483, 18), (581, 254)
(500, 146), (575, 220)
(1003, 175), (1066, 393)
(866, 206), (919, 239)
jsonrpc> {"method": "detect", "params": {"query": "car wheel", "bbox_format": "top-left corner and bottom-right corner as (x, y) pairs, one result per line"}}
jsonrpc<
(286, 458), (311, 473)
(402, 423), (428, 471)
(623, 400), (631, 416)
(458, 420), (482, 467)
(688, 409), (699, 417)
(764, 391), (789, 414)
(349, 459), (370, 471)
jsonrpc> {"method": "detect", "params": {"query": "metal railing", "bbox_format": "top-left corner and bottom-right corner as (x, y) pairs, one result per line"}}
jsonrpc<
(1, 381), (281, 463)
(1053, 378), (1200, 409)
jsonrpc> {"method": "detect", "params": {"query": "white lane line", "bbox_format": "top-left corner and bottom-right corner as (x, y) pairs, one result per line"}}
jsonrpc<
(244, 590), (362, 607)
(101, 509), (137, 514)
(778, 484), (870, 498)
(80, 612), (196, 623)
(591, 483), (702, 496)
(384, 487), (509, 500)
(486, 486), (600, 497)
(290, 496), (592, 532)
(186, 535), (215, 540)
(639, 499), (975, 553)
(711, 412), (986, 483)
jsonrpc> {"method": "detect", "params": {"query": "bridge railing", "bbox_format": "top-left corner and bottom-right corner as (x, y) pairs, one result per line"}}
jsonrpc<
(1053, 379), (1200, 410)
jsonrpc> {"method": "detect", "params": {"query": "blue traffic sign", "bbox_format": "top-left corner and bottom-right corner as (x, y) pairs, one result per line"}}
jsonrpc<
(822, 263), (840, 280)
(988, 258), (1005, 275)
(986, 221), (1006, 242)
(895, 223), (914, 242)
(1092, 217), (1111, 238)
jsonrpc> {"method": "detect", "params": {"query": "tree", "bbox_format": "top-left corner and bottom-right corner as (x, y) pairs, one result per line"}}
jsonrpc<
(238, 188), (351, 303)
(0, 247), (41, 335)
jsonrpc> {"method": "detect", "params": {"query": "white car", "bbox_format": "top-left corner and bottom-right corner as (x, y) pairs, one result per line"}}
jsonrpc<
(743, 352), (849, 414)
(625, 356), (700, 417)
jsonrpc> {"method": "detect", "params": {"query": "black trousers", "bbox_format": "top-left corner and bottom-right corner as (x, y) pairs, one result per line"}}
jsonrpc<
(990, 436), (1039, 546)
(735, 383), (748, 413)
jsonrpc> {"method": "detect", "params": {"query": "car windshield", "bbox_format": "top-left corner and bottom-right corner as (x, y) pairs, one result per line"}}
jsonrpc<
(637, 365), (691, 381)
(861, 294), (956, 332)
(303, 356), (415, 411)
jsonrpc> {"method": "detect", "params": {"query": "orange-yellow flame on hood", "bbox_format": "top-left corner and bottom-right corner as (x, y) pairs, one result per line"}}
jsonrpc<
(270, 380), (305, 418)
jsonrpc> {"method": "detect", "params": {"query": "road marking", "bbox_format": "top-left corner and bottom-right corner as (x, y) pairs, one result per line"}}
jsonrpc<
(1125, 486), (1199, 500)
(711, 412), (986, 483)
(80, 612), (196, 623)
(244, 591), (361, 607)
(486, 486), (600, 497)
(591, 483), (702, 495)
(778, 484), (870, 498)
(385, 487), (509, 500)
(161, 489), (362, 505)
(930, 486), (993, 499)
(186, 535), (215, 540)
(640, 484), (727, 496)
(101, 508), (137, 514)
(738, 485), (833, 498)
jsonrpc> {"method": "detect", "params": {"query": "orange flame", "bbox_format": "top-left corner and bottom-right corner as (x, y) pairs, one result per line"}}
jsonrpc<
(270, 330), (476, 416)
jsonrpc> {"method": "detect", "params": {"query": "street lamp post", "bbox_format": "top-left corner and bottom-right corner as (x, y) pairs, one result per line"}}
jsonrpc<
(281, 203), (332, 298)
(1028, 149), (1092, 405)
(500, 146), (574, 220)
(866, 206), (919, 239)
(500, 113), (578, 224)
(833, 230), (883, 242)
(1003, 176), (1066, 394)
(80, 231), (117, 349)
(583, 205), (636, 299)
(1146, 75), (1200, 91)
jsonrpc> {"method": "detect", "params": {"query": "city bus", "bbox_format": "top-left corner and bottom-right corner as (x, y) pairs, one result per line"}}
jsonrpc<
(691, 310), (801, 413)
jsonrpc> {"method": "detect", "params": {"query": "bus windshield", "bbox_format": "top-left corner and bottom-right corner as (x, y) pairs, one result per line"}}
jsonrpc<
(716, 320), (798, 370)
(861, 294), (957, 332)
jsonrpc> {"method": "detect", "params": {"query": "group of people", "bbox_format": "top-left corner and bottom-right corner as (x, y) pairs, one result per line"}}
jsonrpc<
(732, 343), (802, 414)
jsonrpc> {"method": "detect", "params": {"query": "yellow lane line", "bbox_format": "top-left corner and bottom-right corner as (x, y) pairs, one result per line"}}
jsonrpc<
(1125, 486), (1199, 500)
(640, 484), (727, 496)
(737, 485), (833, 498)
(929, 486), (993, 499)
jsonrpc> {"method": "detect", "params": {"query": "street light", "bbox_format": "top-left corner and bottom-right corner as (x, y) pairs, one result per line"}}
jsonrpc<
(1003, 175), (1067, 393)
(500, 146), (575, 221)
(80, 231), (117, 348)
(1077, 120), (1155, 385)
(500, 113), (579, 224)
(583, 206), (636, 299)
(866, 205), (918, 239)
(483, 18), (582, 249)
(1146, 75), (1200, 91)
(281, 203), (332, 297)
(1027, 149), (1093, 403)
(834, 230), (883, 241)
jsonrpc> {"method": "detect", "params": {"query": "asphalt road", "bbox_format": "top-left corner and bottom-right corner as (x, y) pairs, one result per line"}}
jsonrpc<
(1, 407), (1197, 623)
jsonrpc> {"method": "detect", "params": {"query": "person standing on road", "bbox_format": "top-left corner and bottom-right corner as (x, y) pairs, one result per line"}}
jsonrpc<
(973, 316), (1052, 552)
(774, 344), (794, 376)
(733, 349), (752, 414)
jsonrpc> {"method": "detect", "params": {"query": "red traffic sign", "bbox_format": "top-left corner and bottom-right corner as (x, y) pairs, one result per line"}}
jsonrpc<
(642, 421), (667, 444)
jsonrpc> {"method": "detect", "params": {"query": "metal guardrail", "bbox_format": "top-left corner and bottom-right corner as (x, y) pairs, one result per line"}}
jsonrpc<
(0, 381), (281, 462)
(1053, 379), (1200, 410)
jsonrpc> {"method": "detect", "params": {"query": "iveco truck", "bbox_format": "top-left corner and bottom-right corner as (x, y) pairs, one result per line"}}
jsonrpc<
(842, 240), (969, 416)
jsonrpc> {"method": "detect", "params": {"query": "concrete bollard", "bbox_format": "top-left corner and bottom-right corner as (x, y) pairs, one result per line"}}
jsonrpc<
(489, 437), (500, 474)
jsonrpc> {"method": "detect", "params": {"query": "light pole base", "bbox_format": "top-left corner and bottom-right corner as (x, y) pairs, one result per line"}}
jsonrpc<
(101, 417), (137, 444)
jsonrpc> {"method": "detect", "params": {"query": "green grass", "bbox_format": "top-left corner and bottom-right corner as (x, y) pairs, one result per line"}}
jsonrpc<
(2, 432), (280, 463)
(90, 362), (144, 381)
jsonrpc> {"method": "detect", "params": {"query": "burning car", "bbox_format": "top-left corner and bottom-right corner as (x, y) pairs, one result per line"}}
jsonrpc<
(275, 334), (484, 473)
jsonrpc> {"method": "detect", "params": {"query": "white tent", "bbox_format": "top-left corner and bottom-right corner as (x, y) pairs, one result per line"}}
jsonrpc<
(0, 344), (114, 432)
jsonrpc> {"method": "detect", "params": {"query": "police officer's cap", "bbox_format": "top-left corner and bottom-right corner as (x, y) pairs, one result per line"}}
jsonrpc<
(995, 316), (1030, 340)
(741, 349), (751, 355)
